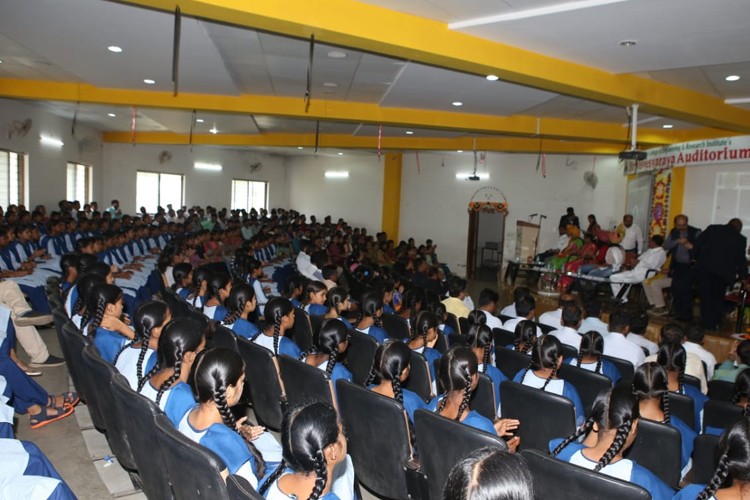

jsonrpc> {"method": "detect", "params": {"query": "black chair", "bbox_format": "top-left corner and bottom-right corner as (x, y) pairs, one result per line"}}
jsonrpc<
(287, 308), (314, 352)
(495, 346), (531, 379)
(708, 380), (735, 402)
(403, 350), (432, 402)
(457, 316), (469, 337)
(625, 418), (681, 488)
(703, 399), (744, 433)
(557, 363), (611, 417)
(277, 355), (335, 409)
(499, 314), (514, 323)
(346, 329), (378, 385)
(521, 449), (650, 500)
(414, 409), (506, 500)
(236, 337), (284, 430)
(535, 321), (555, 335)
(470, 373), (497, 421)
(433, 331), (448, 355)
(382, 314), (410, 341)
(492, 328), (515, 349)
(603, 355), (634, 384)
(446, 313), (461, 336)
(212, 324), (239, 353)
(560, 343), (578, 360)
(336, 380), (413, 500)
(668, 392), (696, 430)
(162, 288), (190, 317)
(447, 333), (467, 347)
(227, 475), (265, 500)
(309, 314), (326, 337)
(684, 374), (702, 392)
(63, 323), (102, 429)
(692, 433), (721, 485)
(500, 381), (576, 452)
(52, 308), (78, 394)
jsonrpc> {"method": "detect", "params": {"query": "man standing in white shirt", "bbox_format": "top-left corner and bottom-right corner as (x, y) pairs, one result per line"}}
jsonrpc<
(538, 293), (577, 328)
(478, 288), (504, 330)
(602, 309), (646, 369)
(619, 214), (644, 255)
(550, 305), (584, 351)
(610, 235), (667, 300)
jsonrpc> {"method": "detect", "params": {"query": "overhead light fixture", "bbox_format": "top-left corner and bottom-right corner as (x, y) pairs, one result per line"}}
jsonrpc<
(0, 60), (3, 64)
(486, 74), (499, 81)
(405, 131), (414, 135)
(209, 127), (218, 134)
(297, 146), (304, 150)
(107, 113), (116, 117)
(322, 82), (338, 88)
(457, 150), (464, 153)
(327, 50), (347, 59)
(107, 46), (123, 53)
(196, 118), (205, 123)
(40, 135), (64, 147)
(337, 152), (344, 156)
(725, 75), (741, 82)
(194, 162), (222, 171)
(143, 79), (156, 84)
(662, 124), (674, 129)
(452, 101), (463, 107)
(449, 0), (629, 28)
(456, 172), (489, 180)
(725, 97), (750, 104)
(619, 39), (637, 47)
(325, 171), (349, 178)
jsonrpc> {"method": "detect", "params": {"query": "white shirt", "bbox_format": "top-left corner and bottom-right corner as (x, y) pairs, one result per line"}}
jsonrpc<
(569, 450), (634, 482)
(645, 350), (708, 394)
(602, 332), (645, 368)
(621, 224), (644, 253)
(499, 303), (517, 318)
(482, 310), (504, 330)
(635, 247), (667, 273)
(626, 334), (658, 356)
(502, 317), (543, 337)
(538, 308), (563, 329)
(550, 326), (583, 351)
(579, 317), (609, 338)
(115, 346), (155, 390)
(519, 370), (565, 396)
(683, 341), (717, 379)
(605, 246), (625, 272)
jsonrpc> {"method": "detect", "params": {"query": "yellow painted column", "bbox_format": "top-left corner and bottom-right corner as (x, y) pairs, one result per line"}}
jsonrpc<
(381, 153), (402, 240)
(668, 166), (686, 228)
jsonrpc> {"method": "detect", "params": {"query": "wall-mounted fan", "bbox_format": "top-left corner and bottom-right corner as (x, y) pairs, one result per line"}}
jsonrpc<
(7, 118), (33, 139)
(158, 150), (173, 164)
(583, 170), (598, 189)
(250, 162), (262, 173)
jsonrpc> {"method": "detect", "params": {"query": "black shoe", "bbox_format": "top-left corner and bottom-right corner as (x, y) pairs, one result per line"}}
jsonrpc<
(29, 355), (65, 368)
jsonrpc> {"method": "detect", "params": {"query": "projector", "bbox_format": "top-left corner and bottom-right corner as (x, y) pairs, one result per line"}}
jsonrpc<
(467, 174), (481, 181)
(619, 150), (647, 161)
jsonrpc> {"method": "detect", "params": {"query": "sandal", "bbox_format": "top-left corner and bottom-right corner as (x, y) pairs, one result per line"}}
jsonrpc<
(29, 405), (74, 429)
(47, 392), (79, 409)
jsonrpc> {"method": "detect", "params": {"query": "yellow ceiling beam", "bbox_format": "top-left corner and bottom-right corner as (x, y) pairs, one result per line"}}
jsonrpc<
(102, 131), (623, 154)
(114, 0), (750, 133)
(0, 78), (732, 146)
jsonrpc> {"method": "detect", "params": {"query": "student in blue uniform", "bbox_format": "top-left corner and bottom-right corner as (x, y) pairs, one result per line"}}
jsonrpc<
(657, 343), (707, 432)
(380, 280), (396, 315)
(253, 297), (302, 358)
(179, 347), (282, 490)
(201, 271), (231, 321)
(221, 283), (260, 340)
(66, 259), (111, 318)
(138, 316), (206, 425)
(258, 402), (356, 500)
(114, 300), (170, 390)
(513, 335), (585, 426)
(186, 265), (210, 308)
(407, 311), (442, 388)
(302, 280), (329, 316)
(69, 273), (105, 330)
(632, 362), (695, 473)
(58, 253), (78, 295)
(323, 287), (352, 329)
(171, 262), (192, 299)
(442, 447), (534, 500)
(300, 319), (353, 387)
(282, 275), (304, 309)
(398, 288), (423, 329)
(354, 290), (388, 343)
(87, 284), (134, 364)
(431, 302), (455, 339)
(367, 340), (427, 422)
(567, 331), (621, 385)
(509, 320), (537, 353)
(466, 322), (506, 415)
(549, 386), (674, 500)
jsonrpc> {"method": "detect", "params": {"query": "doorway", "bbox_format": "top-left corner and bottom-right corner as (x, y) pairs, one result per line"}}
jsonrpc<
(466, 209), (505, 281)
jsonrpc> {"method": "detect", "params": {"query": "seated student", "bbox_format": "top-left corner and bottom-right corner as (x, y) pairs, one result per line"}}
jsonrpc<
(180, 347), (282, 489)
(502, 295), (543, 337)
(407, 311), (442, 389)
(69, 273), (105, 330)
(609, 235), (667, 301)
(442, 447), (534, 500)
(549, 387), (674, 500)
(59, 253), (78, 295)
(579, 299), (609, 338)
(538, 294), (577, 329)
(66, 258), (111, 317)
(398, 288), (424, 328)
(431, 302), (456, 339)
(657, 343), (707, 431)
(429, 346), (520, 450)
(323, 287), (352, 329)
(253, 297), (302, 358)
(602, 309), (645, 369)
(171, 262), (192, 299)
(513, 335), (585, 426)
(246, 259), (271, 316)
(441, 277), (470, 320)
(87, 284), (135, 364)
(632, 362), (695, 474)
(221, 283), (260, 340)
(0, 437), (77, 499)
(301, 280), (329, 316)
(567, 331), (621, 385)
(114, 301), (170, 390)
(705, 369), (749, 436)
(367, 341), (427, 422)
(477, 288), (504, 330)
(626, 310), (658, 356)
(713, 340), (750, 383)
(282, 274), (304, 309)
(300, 319), (353, 385)
(646, 323), (707, 393)
(499, 286), (530, 319)
(684, 325), (717, 380)
(354, 290), (388, 343)
(674, 417), (750, 500)
(138, 316), (206, 425)
(509, 320), (537, 353)
(467, 323), (507, 415)
(201, 272), (231, 322)
(259, 401), (357, 500)
(549, 305), (584, 351)
(186, 265), (210, 308)
(380, 280), (397, 315)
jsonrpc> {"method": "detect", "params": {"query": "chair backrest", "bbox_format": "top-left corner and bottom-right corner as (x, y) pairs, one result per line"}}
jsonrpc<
(382, 314), (410, 341)
(457, 316), (469, 337)
(557, 363), (611, 417)
(236, 337), (284, 430)
(492, 327), (515, 348)
(703, 399), (744, 433)
(336, 380), (412, 500)
(495, 346), (531, 379)
(624, 418), (681, 488)
(692, 433), (721, 485)
(707, 380), (735, 402)
(403, 350), (432, 402)
(470, 373), (497, 420)
(52, 308), (76, 387)
(521, 449), (650, 500)
(448, 333), (467, 347)
(63, 323), (102, 429)
(277, 355), (335, 409)
(309, 314), (325, 337)
(212, 324), (239, 353)
(111, 373), (174, 500)
(153, 414), (232, 500)
(535, 321), (555, 334)
(498, 314), (514, 323)
(433, 331), (448, 355)
(162, 288), (189, 317)
(684, 374), (702, 392)
(602, 355), (634, 384)
(346, 329), (377, 385)
(668, 392), (695, 430)
(500, 381), (576, 452)
(226, 475), (266, 500)
(287, 308), (314, 352)
(446, 313), (461, 336)
(560, 343), (578, 360)
(414, 409), (506, 500)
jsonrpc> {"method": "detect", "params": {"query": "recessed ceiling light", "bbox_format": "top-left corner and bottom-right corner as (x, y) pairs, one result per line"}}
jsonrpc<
(337, 152), (344, 156)
(107, 113), (116, 117)
(662, 124), (674, 129)
(143, 79), (156, 85)
(209, 127), (218, 134)
(457, 150), (464, 153)
(0, 60), (3, 64)
(107, 46), (123, 53)
(322, 82), (338, 88)
(486, 74), (499, 81)
(196, 118), (204, 123)
(405, 131), (414, 135)
(452, 101), (463, 107)
(725, 75), (741, 82)
(297, 146), (304, 150)
(327, 50), (347, 59)
(619, 40), (637, 47)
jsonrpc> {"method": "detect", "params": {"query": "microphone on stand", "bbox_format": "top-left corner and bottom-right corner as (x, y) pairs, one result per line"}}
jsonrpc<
(529, 213), (538, 218)
(540, 214), (547, 219)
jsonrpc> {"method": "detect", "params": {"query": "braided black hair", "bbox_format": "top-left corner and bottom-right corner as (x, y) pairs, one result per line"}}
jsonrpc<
(656, 343), (687, 393)
(319, 319), (348, 377)
(359, 290), (384, 328)
(466, 323), (493, 374)
(411, 310), (438, 349)
(132, 301), (170, 386)
(551, 416), (596, 456)
(698, 417), (750, 500)
(437, 346), (478, 422)
(301, 280), (327, 309)
(595, 417), (634, 472)
(577, 331), (605, 374)
(325, 287), (349, 317)
(467, 309), (487, 326)
(525, 335), (562, 391)
(171, 262), (192, 291)
(223, 283), (255, 326)
(632, 362), (671, 424)
(513, 320), (537, 354)
(148, 316), (206, 403)
(264, 297), (294, 356)
(187, 266), (210, 305)
(86, 284), (123, 337)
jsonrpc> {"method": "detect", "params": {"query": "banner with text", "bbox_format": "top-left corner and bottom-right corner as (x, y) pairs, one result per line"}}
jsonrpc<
(624, 135), (750, 175)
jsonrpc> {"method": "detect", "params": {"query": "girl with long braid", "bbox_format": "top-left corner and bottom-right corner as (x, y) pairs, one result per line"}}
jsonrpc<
(300, 319), (353, 400)
(87, 284), (135, 364)
(323, 287), (352, 329)
(354, 290), (388, 343)
(429, 346), (520, 450)
(201, 271), (231, 321)
(550, 386), (674, 500)
(509, 320), (537, 353)
(259, 401), (356, 500)
(59, 253), (78, 295)
(139, 316), (206, 425)
(367, 341), (426, 422)
(114, 301), (171, 389)
(70, 273), (105, 329)
(186, 265), (210, 308)
(179, 347), (282, 489)
(302, 280), (328, 316)
(513, 334), (585, 426)
(657, 342), (707, 432)
(632, 362), (695, 473)
(282, 274), (304, 308)
(221, 283), (260, 340)
(253, 297), (302, 358)
(407, 311), (442, 393)
(66, 259), (111, 317)
(430, 302), (455, 339)
(398, 288), (423, 328)
(466, 323), (507, 415)
(171, 262), (193, 299)
(567, 331), (621, 385)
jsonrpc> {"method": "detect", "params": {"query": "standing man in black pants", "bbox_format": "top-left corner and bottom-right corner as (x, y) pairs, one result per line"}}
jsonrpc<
(694, 218), (748, 330)
(663, 214), (701, 322)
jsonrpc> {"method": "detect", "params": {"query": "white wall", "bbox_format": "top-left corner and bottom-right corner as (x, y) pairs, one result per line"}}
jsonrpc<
(399, 152), (626, 275)
(0, 98), (103, 209)
(101, 144), (288, 212)
(285, 153), (384, 231)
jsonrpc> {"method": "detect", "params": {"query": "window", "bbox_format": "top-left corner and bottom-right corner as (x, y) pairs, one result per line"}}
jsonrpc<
(0, 148), (25, 208)
(136, 171), (184, 213)
(231, 179), (268, 212)
(66, 162), (92, 203)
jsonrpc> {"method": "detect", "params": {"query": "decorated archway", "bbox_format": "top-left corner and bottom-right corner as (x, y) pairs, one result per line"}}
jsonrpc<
(466, 187), (509, 279)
